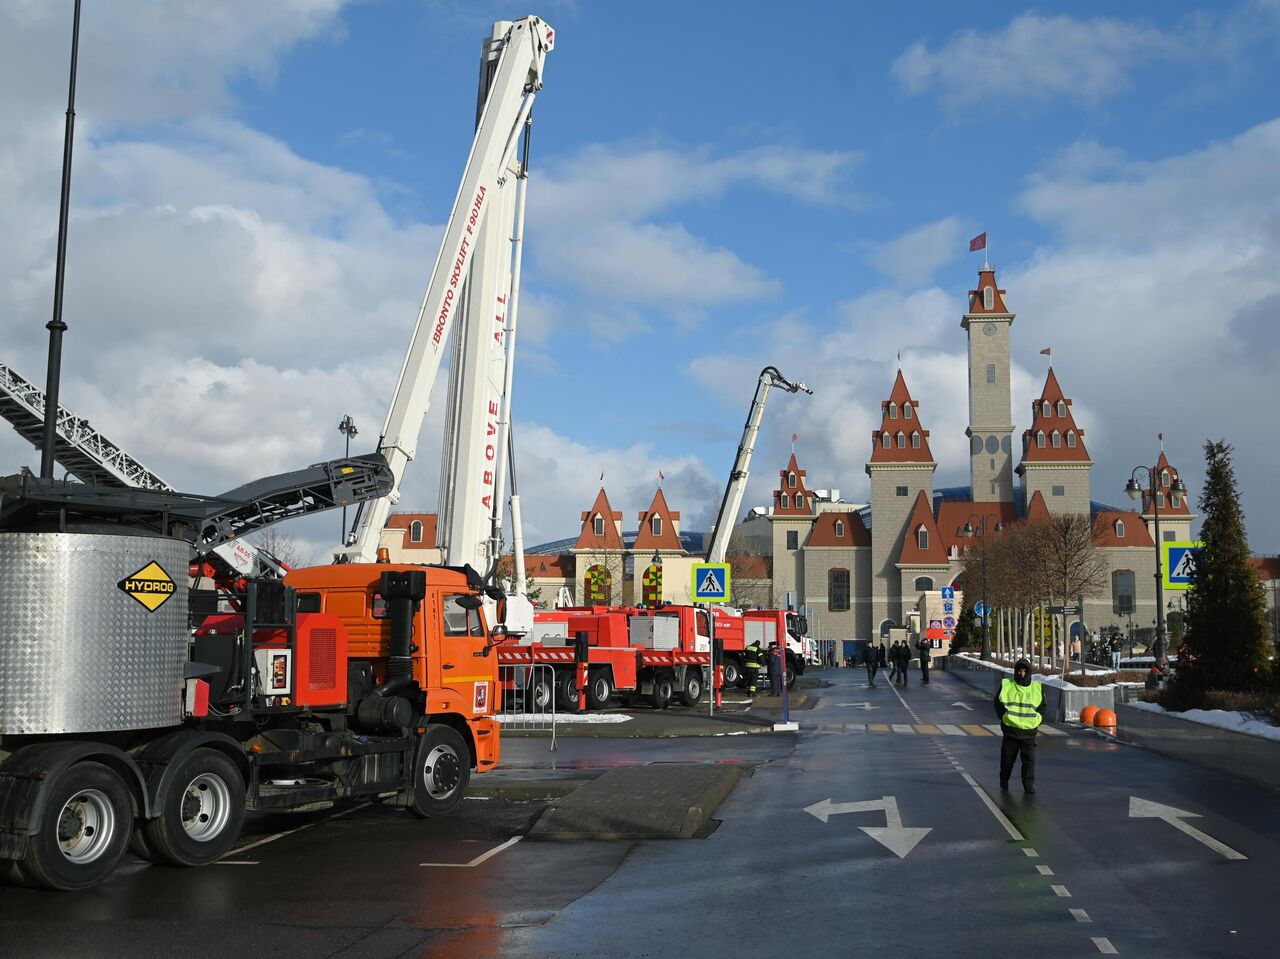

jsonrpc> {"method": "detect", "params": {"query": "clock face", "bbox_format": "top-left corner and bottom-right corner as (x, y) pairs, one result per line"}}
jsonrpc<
(982, 323), (997, 337)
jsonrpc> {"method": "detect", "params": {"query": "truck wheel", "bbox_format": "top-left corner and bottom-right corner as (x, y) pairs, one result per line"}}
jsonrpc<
(649, 672), (674, 710)
(524, 675), (554, 712)
(585, 672), (613, 710)
(722, 659), (741, 689)
(677, 669), (703, 707)
(142, 749), (245, 867)
(408, 725), (471, 818)
(21, 761), (134, 891)
(786, 664), (796, 689)
(556, 671), (581, 710)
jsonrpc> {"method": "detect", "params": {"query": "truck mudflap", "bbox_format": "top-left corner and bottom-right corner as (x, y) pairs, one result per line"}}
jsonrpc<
(471, 715), (500, 770)
(0, 740), (150, 837)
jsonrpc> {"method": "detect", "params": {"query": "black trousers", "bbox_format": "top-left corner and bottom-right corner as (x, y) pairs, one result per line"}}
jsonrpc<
(920, 660), (930, 684)
(865, 663), (878, 684)
(1000, 733), (1037, 786)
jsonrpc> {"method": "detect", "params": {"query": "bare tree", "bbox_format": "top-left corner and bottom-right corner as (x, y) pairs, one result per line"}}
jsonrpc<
(1026, 513), (1108, 677)
(251, 528), (310, 571)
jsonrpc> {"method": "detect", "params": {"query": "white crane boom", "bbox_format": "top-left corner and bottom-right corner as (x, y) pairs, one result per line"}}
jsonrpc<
(338, 16), (553, 565)
(704, 366), (812, 565)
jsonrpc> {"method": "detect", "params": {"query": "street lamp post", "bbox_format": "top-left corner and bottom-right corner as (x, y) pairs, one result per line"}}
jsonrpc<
(338, 414), (359, 543)
(1126, 463), (1187, 665)
(961, 514), (1004, 662)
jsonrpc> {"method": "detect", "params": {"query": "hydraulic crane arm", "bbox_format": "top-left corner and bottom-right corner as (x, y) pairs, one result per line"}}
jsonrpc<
(339, 16), (553, 564)
(704, 366), (812, 565)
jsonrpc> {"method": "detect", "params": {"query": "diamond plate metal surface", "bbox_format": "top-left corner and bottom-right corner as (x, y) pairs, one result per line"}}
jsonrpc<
(0, 532), (190, 735)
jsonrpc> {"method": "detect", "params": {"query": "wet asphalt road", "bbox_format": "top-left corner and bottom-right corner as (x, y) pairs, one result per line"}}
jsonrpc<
(3, 668), (1279, 958)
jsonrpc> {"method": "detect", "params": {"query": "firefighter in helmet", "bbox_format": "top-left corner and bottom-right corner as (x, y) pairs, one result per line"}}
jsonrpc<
(743, 640), (763, 695)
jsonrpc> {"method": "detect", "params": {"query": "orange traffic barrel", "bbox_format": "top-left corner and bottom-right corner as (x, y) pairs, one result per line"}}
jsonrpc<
(1093, 708), (1118, 731)
(1079, 705), (1100, 725)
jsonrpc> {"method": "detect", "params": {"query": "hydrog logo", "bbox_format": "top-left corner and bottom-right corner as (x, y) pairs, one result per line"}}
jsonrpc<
(117, 561), (176, 612)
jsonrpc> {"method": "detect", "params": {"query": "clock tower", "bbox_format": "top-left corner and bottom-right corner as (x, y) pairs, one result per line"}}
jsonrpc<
(961, 267), (1015, 504)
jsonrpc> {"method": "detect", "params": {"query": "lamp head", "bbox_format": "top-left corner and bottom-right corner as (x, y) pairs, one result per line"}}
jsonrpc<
(1125, 478), (1142, 501)
(961, 522), (974, 538)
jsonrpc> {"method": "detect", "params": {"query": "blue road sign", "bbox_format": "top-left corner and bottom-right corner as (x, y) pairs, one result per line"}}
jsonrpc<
(940, 586), (955, 600)
(974, 601), (987, 618)
(691, 562), (731, 603)
(1164, 541), (1204, 591)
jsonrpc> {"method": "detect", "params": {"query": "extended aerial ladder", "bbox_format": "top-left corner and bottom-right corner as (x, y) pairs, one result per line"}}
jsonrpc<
(704, 366), (813, 564)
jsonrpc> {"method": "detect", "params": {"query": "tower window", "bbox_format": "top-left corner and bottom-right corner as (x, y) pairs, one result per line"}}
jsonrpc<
(904, 403), (912, 419)
(1067, 431), (1077, 448)
(780, 493), (789, 508)
(983, 287), (994, 310)
(896, 486), (908, 497)
(410, 520), (423, 543)
(1057, 401), (1067, 417)
(882, 432), (891, 449)
(897, 432), (906, 449)
(834, 520), (845, 538)
(991, 481), (997, 495)
(1036, 432), (1046, 448)
(796, 495), (806, 512)
(911, 432), (921, 449)
(1156, 492), (1165, 508)
(1115, 520), (1125, 538)
(789, 472), (797, 488)
(592, 515), (604, 537)
(651, 515), (662, 536)
(1052, 431), (1061, 448)
(1161, 470), (1170, 487)
(916, 526), (929, 551)
(914, 576), (934, 591)
(1172, 493), (1182, 508)
(889, 404), (898, 420)
(986, 364), (996, 385)
(829, 568), (850, 612)
(1164, 530), (1176, 542)
(787, 530), (799, 550)
(1043, 401), (1052, 417)
(1052, 485), (1065, 497)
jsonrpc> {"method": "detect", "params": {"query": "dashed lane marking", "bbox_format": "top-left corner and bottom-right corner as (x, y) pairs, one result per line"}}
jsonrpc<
(1036, 865), (1054, 876)
(962, 724), (993, 736)
(1052, 885), (1072, 898)
(1070, 909), (1092, 923)
(225, 801), (371, 858)
(421, 835), (523, 868)
(1092, 937), (1118, 954)
(1023, 848), (1039, 857)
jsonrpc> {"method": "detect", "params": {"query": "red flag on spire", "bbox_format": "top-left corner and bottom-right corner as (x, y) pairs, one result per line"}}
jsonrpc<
(969, 232), (987, 252)
(1040, 347), (1051, 356)
(791, 433), (798, 443)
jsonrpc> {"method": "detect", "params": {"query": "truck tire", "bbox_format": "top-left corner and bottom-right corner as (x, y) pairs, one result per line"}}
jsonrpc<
(677, 669), (703, 707)
(524, 674), (554, 713)
(722, 658), (741, 689)
(786, 664), (796, 689)
(408, 725), (471, 818)
(585, 671), (613, 710)
(649, 672), (674, 710)
(20, 761), (134, 891)
(556, 671), (581, 711)
(141, 749), (246, 867)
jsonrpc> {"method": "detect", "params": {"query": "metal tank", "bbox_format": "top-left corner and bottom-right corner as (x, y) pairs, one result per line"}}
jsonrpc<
(0, 530), (191, 735)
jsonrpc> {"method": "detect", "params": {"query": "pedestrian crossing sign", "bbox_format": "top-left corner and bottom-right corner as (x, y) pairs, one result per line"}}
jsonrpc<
(1163, 541), (1204, 591)
(691, 563), (731, 603)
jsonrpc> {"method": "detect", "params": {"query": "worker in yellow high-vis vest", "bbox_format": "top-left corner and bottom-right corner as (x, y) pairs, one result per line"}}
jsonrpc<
(994, 658), (1047, 794)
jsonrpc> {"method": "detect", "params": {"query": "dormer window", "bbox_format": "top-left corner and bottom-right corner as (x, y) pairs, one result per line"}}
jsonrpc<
(834, 520), (845, 538)
(1036, 431), (1046, 448)
(983, 287), (994, 310)
(911, 431), (921, 449)
(1052, 431), (1061, 448)
(1172, 494), (1182, 508)
(1067, 431), (1077, 448)
(1043, 401), (1052, 417)
(796, 495), (806, 512)
(780, 493), (789, 508)
(904, 403), (912, 419)
(651, 515), (662, 537)
(1057, 401), (1067, 417)
(789, 472), (797, 488)
(1161, 470), (1170, 487)
(592, 515), (604, 537)
(889, 404), (898, 420)
(1115, 520), (1125, 538)
(917, 526), (929, 551)
(410, 520), (423, 543)
(1156, 492), (1165, 508)
(897, 432), (906, 449)
(882, 432), (891, 449)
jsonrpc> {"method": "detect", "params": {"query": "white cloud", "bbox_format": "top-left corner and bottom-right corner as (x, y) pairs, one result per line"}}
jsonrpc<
(892, 12), (1184, 108)
(869, 217), (968, 286)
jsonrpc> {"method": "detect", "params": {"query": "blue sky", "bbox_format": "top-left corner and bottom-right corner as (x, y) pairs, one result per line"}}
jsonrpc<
(2, 0), (1279, 560)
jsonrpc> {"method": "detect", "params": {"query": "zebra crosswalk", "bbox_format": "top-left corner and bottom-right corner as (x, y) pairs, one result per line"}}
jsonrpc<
(805, 721), (1070, 737)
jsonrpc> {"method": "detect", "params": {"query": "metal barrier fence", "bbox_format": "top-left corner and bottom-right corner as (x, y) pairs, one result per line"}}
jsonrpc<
(498, 663), (557, 751)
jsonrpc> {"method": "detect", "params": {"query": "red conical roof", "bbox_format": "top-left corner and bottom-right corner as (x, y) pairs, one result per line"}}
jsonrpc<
(1019, 368), (1091, 465)
(897, 490), (948, 565)
(573, 488), (624, 550)
(966, 268), (1009, 315)
(870, 370), (934, 464)
(774, 453), (814, 515)
(633, 487), (684, 551)
(1025, 489), (1052, 523)
(1142, 450), (1192, 517)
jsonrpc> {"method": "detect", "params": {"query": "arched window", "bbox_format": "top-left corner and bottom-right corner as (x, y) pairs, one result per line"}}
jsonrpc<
(904, 403), (912, 419)
(1115, 519), (1125, 538)
(1161, 470), (1170, 487)
(789, 472), (797, 488)
(1156, 491), (1165, 508)
(889, 404), (898, 419)
(1057, 401), (1067, 417)
(1172, 493), (1182, 508)
(1036, 431), (1046, 448)
(409, 520), (423, 543)
(983, 286), (994, 310)
(1052, 431), (1061, 448)
(834, 520), (845, 537)
(796, 495), (806, 512)
(1067, 431), (1077, 448)
(882, 432), (891, 449)
(911, 431), (921, 449)
(651, 515), (662, 536)
(592, 514), (604, 537)
(780, 493), (789, 508)
(917, 526), (929, 551)
(914, 576), (934, 591)
(1043, 401), (1052, 417)
(897, 432), (906, 449)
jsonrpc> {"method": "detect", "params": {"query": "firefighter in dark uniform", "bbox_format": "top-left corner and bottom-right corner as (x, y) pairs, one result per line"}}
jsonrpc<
(743, 640), (763, 695)
(994, 658), (1047, 794)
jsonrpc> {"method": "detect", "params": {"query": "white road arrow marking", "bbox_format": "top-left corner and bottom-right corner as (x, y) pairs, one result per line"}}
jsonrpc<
(837, 702), (880, 710)
(1128, 797), (1247, 861)
(950, 702), (975, 711)
(803, 795), (931, 858)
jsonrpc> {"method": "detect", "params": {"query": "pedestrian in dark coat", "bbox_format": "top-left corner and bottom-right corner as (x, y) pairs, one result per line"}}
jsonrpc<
(916, 637), (932, 685)
(863, 642), (879, 687)
(895, 641), (909, 687)
(887, 640), (900, 684)
(877, 643), (888, 673)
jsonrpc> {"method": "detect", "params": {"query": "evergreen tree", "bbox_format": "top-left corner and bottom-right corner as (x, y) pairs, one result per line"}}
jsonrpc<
(1177, 440), (1271, 693)
(950, 603), (978, 653)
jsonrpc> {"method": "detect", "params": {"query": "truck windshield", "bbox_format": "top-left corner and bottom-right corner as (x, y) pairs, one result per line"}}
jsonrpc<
(787, 613), (807, 637)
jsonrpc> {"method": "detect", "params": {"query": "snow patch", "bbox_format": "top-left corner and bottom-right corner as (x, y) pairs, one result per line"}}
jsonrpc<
(1127, 701), (1280, 742)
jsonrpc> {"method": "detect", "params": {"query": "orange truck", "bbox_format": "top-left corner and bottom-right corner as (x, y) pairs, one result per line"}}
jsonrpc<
(499, 604), (715, 710)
